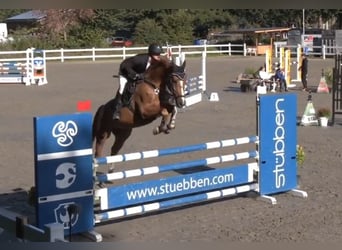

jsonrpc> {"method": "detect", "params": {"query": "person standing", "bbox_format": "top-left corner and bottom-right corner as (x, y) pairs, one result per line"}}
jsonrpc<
(298, 53), (308, 91)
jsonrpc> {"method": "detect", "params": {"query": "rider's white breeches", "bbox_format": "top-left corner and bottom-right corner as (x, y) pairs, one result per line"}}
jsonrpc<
(119, 76), (127, 94)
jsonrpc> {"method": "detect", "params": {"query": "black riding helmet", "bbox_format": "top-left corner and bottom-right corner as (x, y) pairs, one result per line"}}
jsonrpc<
(148, 43), (163, 56)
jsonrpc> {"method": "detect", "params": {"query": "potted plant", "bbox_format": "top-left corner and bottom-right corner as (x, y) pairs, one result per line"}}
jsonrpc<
(324, 68), (333, 87)
(317, 107), (331, 127)
(296, 144), (305, 187)
(296, 145), (305, 167)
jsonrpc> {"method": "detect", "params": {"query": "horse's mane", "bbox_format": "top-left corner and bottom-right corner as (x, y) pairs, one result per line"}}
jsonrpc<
(150, 56), (172, 70)
(144, 56), (173, 81)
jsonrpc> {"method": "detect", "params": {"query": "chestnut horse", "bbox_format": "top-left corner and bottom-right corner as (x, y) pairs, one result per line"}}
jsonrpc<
(92, 56), (186, 158)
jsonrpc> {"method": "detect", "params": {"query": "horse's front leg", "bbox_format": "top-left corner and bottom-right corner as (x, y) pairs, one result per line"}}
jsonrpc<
(167, 106), (177, 130)
(153, 109), (171, 135)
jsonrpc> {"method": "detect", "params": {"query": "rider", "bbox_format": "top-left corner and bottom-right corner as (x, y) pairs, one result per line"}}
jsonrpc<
(113, 43), (164, 120)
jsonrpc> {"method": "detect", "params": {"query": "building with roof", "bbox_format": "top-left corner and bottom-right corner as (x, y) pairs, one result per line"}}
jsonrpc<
(209, 27), (291, 55)
(5, 10), (46, 31)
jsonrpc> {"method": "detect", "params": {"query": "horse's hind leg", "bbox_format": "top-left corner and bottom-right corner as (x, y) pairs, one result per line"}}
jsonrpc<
(111, 128), (132, 155)
(94, 131), (111, 187)
(94, 131), (110, 158)
(108, 128), (133, 172)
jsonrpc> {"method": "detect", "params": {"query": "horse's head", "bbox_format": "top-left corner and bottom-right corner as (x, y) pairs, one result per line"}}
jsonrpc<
(166, 58), (187, 108)
(144, 56), (186, 108)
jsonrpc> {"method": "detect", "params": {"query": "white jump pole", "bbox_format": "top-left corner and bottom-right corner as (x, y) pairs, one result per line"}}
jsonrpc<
(293, 44), (302, 82)
(201, 51), (207, 93)
(284, 49), (291, 83)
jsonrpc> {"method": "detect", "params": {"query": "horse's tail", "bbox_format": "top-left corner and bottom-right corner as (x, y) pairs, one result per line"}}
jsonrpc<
(92, 104), (105, 143)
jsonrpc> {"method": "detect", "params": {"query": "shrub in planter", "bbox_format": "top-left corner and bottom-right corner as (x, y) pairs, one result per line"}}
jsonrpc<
(317, 107), (331, 127)
(317, 107), (331, 118)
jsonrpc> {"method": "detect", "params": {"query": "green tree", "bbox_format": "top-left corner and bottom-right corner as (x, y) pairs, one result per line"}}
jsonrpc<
(134, 18), (166, 45)
(40, 9), (95, 42)
(159, 10), (194, 45)
(66, 23), (107, 48)
(2, 9), (342, 49)
(191, 10), (233, 38)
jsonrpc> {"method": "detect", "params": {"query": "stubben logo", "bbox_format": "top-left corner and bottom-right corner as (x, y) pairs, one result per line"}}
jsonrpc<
(273, 98), (286, 189)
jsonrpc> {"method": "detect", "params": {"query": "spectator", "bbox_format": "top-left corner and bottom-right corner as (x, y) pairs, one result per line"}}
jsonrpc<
(275, 65), (288, 92)
(298, 53), (308, 91)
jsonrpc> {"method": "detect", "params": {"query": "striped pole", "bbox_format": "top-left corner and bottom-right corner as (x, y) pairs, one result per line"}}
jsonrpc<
(94, 135), (258, 166)
(95, 150), (258, 182)
(94, 183), (258, 223)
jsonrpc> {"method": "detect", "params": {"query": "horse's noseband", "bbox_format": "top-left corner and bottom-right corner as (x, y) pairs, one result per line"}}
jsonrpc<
(172, 72), (186, 81)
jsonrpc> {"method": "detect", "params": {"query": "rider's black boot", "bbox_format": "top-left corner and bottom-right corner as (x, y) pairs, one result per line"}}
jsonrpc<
(113, 94), (122, 120)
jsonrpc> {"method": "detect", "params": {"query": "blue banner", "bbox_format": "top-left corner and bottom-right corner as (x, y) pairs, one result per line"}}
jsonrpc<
(34, 113), (92, 155)
(259, 93), (297, 195)
(34, 112), (94, 235)
(106, 164), (254, 209)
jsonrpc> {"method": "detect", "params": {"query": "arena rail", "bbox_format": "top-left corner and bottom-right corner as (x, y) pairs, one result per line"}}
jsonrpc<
(38, 44), (342, 61)
(1, 43), (339, 65)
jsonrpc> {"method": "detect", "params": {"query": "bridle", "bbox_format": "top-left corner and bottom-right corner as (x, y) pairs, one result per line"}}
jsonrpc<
(165, 70), (186, 94)
(139, 59), (187, 107)
(142, 71), (186, 97)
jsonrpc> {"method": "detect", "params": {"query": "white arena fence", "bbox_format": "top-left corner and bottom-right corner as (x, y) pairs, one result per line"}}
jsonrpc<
(40, 44), (342, 61)
(1, 43), (341, 65)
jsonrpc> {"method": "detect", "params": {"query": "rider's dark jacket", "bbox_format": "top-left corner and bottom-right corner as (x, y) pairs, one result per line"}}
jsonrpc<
(119, 53), (150, 81)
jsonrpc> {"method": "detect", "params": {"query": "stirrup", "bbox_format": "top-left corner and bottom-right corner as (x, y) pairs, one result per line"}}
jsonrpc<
(113, 112), (120, 120)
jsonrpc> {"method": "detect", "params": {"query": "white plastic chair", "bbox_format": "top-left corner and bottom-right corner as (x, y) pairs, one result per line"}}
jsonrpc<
(258, 70), (276, 92)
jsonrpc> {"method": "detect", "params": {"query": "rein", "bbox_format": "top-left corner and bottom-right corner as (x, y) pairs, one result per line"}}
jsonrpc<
(142, 78), (160, 94)
(143, 72), (186, 98)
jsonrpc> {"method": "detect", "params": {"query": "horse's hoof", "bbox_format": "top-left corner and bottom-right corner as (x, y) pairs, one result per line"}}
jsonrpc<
(153, 127), (160, 135)
(168, 124), (176, 130)
(108, 164), (115, 173)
